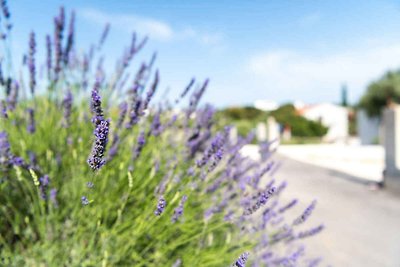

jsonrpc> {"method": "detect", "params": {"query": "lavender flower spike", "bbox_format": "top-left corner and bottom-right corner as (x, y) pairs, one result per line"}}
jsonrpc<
(132, 131), (145, 160)
(46, 35), (52, 79)
(53, 7), (65, 80)
(50, 188), (58, 207)
(171, 195), (188, 223)
(0, 0), (10, 20)
(243, 187), (276, 216)
(62, 89), (73, 128)
(39, 175), (50, 200)
(293, 200), (317, 226)
(0, 100), (7, 118)
(278, 199), (298, 214)
(154, 196), (166, 216)
(87, 119), (110, 171)
(116, 101), (128, 129)
(90, 79), (104, 122)
(98, 23), (110, 49)
(64, 10), (75, 65)
(87, 83), (110, 171)
(0, 131), (12, 170)
(297, 224), (324, 239)
(7, 80), (19, 111)
(28, 31), (36, 95)
(232, 252), (250, 267)
(27, 108), (36, 134)
(141, 70), (159, 112)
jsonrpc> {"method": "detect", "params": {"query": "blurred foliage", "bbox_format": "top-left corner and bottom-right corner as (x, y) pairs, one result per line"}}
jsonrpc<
(0, 99), (252, 266)
(270, 104), (328, 137)
(217, 104), (328, 138)
(359, 70), (400, 117)
(216, 106), (268, 138)
(218, 106), (266, 121)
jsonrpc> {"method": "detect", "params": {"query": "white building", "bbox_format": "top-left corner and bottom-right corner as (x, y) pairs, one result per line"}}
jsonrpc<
(298, 103), (348, 142)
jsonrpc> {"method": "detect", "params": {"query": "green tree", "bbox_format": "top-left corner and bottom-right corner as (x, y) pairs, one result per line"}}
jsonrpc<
(359, 70), (400, 117)
(270, 104), (328, 137)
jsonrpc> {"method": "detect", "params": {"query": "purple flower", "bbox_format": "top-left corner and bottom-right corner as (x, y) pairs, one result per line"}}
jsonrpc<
(87, 82), (110, 171)
(90, 80), (104, 121)
(233, 252), (249, 267)
(196, 131), (225, 168)
(29, 151), (37, 168)
(307, 258), (322, 267)
(26, 108), (35, 134)
(98, 23), (110, 49)
(140, 70), (159, 112)
(171, 195), (188, 223)
(252, 161), (274, 188)
(175, 78), (195, 103)
(86, 181), (94, 188)
(0, 0), (11, 31)
(81, 196), (89, 206)
(270, 225), (294, 244)
(6, 80), (19, 111)
(28, 31), (36, 95)
(293, 200), (317, 226)
(207, 148), (224, 173)
(0, 131), (12, 169)
(132, 131), (145, 160)
(87, 119), (110, 171)
(63, 10), (75, 65)
(126, 96), (141, 128)
(46, 35), (52, 79)
(0, 100), (7, 118)
(154, 196), (166, 216)
(186, 78), (208, 117)
(181, 78), (195, 98)
(0, 0), (10, 19)
(39, 175), (50, 200)
(243, 187), (276, 216)
(275, 180), (287, 195)
(278, 199), (298, 214)
(53, 7), (65, 80)
(116, 101), (128, 129)
(297, 224), (324, 239)
(62, 89), (73, 128)
(11, 156), (25, 167)
(150, 111), (163, 136)
(50, 188), (58, 207)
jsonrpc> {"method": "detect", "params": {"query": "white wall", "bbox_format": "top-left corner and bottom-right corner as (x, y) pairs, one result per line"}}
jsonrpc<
(302, 103), (348, 142)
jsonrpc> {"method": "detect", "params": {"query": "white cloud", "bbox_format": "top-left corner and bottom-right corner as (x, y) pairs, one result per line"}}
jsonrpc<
(79, 8), (173, 41)
(79, 8), (222, 45)
(247, 45), (400, 102)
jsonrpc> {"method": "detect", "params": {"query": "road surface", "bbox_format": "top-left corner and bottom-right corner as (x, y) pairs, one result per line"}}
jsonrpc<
(275, 155), (400, 267)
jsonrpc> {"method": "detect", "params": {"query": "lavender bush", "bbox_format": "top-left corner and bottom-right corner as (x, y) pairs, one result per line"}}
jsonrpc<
(0, 5), (324, 267)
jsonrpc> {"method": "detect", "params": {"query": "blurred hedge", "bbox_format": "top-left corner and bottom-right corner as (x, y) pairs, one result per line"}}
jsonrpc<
(217, 105), (328, 138)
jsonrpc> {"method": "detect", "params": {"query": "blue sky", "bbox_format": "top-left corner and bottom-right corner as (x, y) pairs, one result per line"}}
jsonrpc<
(9, 0), (400, 106)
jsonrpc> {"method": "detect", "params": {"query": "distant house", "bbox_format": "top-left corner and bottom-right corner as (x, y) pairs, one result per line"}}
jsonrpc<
(297, 103), (349, 142)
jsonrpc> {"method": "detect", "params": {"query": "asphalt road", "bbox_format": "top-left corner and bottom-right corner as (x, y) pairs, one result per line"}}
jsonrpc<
(275, 155), (400, 267)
